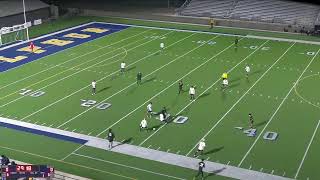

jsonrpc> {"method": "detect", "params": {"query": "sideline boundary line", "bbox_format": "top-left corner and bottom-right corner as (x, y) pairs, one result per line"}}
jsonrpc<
(238, 48), (320, 167)
(72, 153), (186, 180)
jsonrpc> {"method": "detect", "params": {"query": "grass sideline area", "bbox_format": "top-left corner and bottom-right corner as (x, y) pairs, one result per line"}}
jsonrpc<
(0, 17), (319, 180)
(29, 16), (320, 42)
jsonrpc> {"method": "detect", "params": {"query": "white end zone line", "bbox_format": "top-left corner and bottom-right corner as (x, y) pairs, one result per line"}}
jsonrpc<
(186, 42), (296, 157)
(139, 39), (269, 146)
(0, 28), (151, 91)
(58, 33), (214, 129)
(238, 48), (320, 167)
(22, 32), (196, 124)
(2, 30), (174, 108)
(294, 120), (320, 179)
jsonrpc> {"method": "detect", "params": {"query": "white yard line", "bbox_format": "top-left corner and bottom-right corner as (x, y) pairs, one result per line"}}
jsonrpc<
(72, 153), (186, 180)
(22, 32), (195, 123)
(294, 120), (320, 179)
(140, 40), (269, 147)
(238, 48), (320, 167)
(0, 28), (151, 90)
(2, 31), (174, 108)
(185, 42), (296, 156)
(58, 33), (213, 129)
(95, 35), (240, 138)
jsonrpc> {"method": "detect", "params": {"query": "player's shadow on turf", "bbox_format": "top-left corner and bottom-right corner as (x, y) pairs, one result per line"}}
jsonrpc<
(97, 86), (111, 93)
(126, 66), (136, 72)
(115, 137), (133, 147)
(198, 92), (211, 99)
(142, 77), (157, 84)
(229, 77), (241, 83)
(250, 69), (262, 76)
(203, 146), (224, 155)
(228, 83), (240, 89)
(255, 120), (267, 128)
(205, 167), (227, 178)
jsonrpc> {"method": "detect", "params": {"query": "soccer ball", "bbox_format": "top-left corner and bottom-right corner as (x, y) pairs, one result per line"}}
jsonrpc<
(153, 128), (156, 130)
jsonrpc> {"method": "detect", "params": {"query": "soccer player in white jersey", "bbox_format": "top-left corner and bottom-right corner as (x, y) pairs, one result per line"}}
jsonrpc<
(120, 61), (126, 74)
(91, 80), (96, 95)
(189, 85), (196, 101)
(147, 102), (153, 118)
(140, 118), (148, 131)
(160, 42), (164, 51)
(245, 64), (250, 78)
(194, 139), (206, 157)
(222, 79), (228, 90)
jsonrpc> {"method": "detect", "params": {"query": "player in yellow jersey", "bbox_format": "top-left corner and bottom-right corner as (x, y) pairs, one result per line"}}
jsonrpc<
(222, 72), (228, 80)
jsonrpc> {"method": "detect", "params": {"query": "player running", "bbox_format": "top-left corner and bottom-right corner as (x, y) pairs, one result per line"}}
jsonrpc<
(194, 139), (206, 157)
(107, 129), (115, 149)
(249, 113), (254, 128)
(91, 80), (96, 95)
(147, 102), (153, 118)
(222, 78), (229, 89)
(245, 64), (250, 78)
(193, 159), (206, 180)
(140, 118), (148, 131)
(235, 37), (239, 47)
(137, 72), (142, 85)
(178, 80), (183, 94)
(189, 85), (196, 101)
(120, 61), (126, 74)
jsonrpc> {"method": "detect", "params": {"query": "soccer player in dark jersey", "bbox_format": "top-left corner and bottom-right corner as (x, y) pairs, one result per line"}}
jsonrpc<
(194, 159), (205, 180)
(249, 113), (254, 128)
(161, 106), (167, 120)
(235, 37), (239, 47)
(137, 72), (142, 85)
(178, 80), (183, 94)
(107, 129), (115, 149)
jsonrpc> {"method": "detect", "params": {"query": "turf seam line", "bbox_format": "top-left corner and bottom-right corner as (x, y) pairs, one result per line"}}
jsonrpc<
(71, 153), (186, 180)
(294, 120), (320, 179)
(18, 30), (176, 122)
(0, 27), (149, 90)
(54, 32), (198, 129)
(185, 41), (295, 157)
(1, 30), (164, 107)
(140, 39), (268, 147)
(238, 47), (320, 167)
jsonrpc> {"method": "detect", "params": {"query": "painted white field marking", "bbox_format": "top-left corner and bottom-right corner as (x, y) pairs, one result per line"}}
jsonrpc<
(94, 47), (128, 68)
(238, 48), (320, 167)
(58, 33), (214, 129)
(294, 74), (320, 109)
(185, 42), (296, 157)
(294, 120), (320, 179)
(22, 32), (196, 124)
(2, 31), (174, 108)
(0, 28), (151, 91)
(96, 35), (239, 138)
(72, 153), (186, 180)
(0, 145), (135, 180)
(61, 144), (85, 161)
(140, 40), (270, 147)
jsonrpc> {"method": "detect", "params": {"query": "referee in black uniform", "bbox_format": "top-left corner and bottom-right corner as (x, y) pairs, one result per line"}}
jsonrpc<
(107, 129), (115, 149)
(194, 159), (205, 180)
(178, 80), (183, 94)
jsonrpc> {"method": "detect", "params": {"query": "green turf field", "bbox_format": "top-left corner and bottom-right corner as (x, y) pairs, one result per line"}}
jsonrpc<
(1, 19), (320, 180)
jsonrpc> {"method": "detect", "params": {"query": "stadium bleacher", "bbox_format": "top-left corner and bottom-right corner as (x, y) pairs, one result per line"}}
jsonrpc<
(180, 0), (320, 27)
